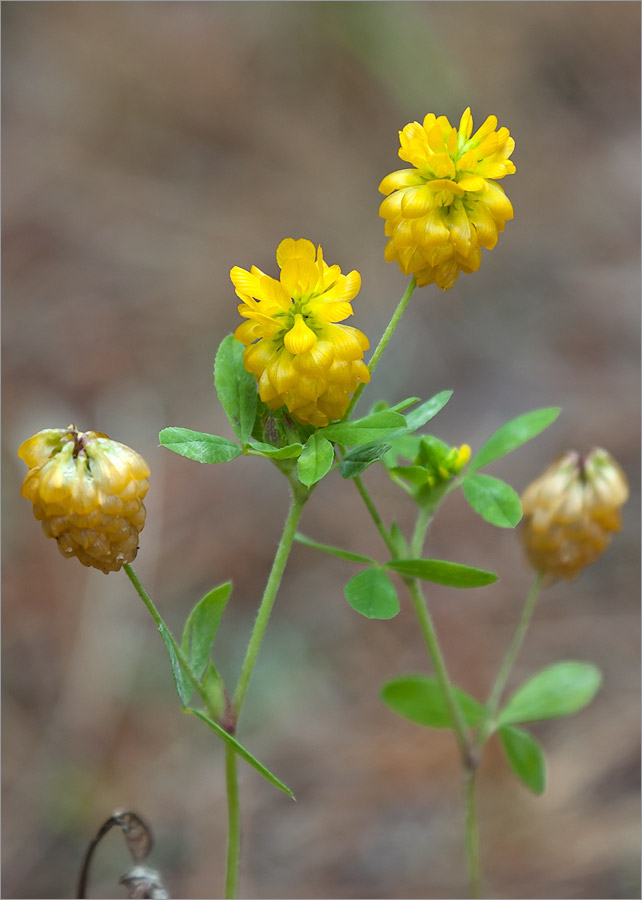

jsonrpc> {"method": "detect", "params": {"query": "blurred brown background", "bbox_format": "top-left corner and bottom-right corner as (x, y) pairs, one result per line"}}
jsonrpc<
(2, 3), (640, 899)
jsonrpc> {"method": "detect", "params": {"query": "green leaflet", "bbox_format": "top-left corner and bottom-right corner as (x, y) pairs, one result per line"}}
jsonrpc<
(462, 473), (522, 528)
(297, 434), (335, 486)
(469, 408), (561, 472)
(159, 427), (241, 463)
(381, 676), (485, 728)
(499, 725), (547, 795)
(385, 558), (498, 588)
(498, 661), (603, 725)
(344, 567), (400, 619)
(214, 334), (258, 444)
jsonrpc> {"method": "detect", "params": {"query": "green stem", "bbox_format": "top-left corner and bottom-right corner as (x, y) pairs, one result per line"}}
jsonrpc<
(343, 276), (417, 419)
(406, 579), (475, 768)
(232, 485), (308, 714)
(465, 769), (482, 899)
(224, 744), (241, 899)
(353, 475), (396, 556)
(476, 571), (544, 747)
(123, 563), (210, 711)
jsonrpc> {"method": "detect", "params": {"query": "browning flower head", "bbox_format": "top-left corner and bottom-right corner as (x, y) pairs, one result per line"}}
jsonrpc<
(19, 426), (150, 574)
(520, 448), (629, 583)
(232, 238), (370, 427)
(379, 108), (515, 291)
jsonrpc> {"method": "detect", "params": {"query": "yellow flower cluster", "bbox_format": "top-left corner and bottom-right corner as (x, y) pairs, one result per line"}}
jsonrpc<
(520, 448), (629, 582)
(379, 108), (515, 291)
(232, 238), (370, 427)
(19, 426), (150, 574)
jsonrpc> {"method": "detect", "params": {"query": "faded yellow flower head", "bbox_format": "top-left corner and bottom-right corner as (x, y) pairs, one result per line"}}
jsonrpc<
(232, 238), (370, 427)
(520, 448), (629, 582)
(19, 426), (150, 574)
(379, 108), (515, 291)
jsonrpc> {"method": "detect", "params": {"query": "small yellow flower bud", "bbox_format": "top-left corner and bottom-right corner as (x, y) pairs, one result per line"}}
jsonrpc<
(520, 448), (629, 582)
(19, 426), (150, 574)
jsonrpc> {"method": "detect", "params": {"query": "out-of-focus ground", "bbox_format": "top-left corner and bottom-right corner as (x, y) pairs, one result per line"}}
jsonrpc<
(2, 3), (640, 899)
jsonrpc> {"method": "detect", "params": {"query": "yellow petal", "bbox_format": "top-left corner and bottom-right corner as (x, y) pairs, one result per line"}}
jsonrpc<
(283, 314), (317, 354)
(276, 238), (316, 268)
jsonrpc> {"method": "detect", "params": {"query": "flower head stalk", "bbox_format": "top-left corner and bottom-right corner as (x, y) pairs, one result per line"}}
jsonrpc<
(232, 238), (370, 427)
(520, 448), (629, 582)
(379, 108), (515, 291)
(19, 426), (150, 573)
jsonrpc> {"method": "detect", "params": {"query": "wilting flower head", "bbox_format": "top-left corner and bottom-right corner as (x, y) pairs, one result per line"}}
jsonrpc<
(19, 426), (150, 574)
(520, 448), (629, 582)
(232, 238), (370, 427)
(379, 108), (515, 291)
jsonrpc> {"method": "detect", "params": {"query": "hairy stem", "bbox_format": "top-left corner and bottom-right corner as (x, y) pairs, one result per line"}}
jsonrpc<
(343, 276), (417, 419)
(232, 485), (308, 715)
(224, 744), (241, 899)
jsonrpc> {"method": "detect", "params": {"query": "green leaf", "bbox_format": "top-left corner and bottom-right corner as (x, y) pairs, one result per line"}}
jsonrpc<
(294, 533), (376, 565)
(159, 427), (241, 464)
(319, 410), (407, 446)
(498, 662), (603, 726)
(381, 676), (485, 728)
(158, 623), (192, 707)
(385, 558), (498, 588)
(405, 390), (453, 432)
(499, 725), (547, 795)
(462, 473), (523, 528)
(248, 441), (303, 459)
(189, 709), (295, 799)
(344, 567), (400, 619)
(214, 335), (258, 444)
(469, 407), (561, 472)
(297, 433), (335, 486)
(339, 441), (391, 478)
(181, 582), (232, 680)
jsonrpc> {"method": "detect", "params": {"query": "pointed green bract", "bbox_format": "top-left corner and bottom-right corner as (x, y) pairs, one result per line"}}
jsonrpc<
(294, 533), (376, 565)
(468, 407), (561, 472)
(381, 676), (485, 728)
(181, 582), (233, 681)
(404, 390), (453, 432)
(339, 441), (391, 478)
(462, 473), (523, 528)
(345, 567), (400, 619)
(297, 433), (335, 486)
(189, 709), (295, 799)
(385, 558), (498, 588)
(214, 334), (258, 444)
(202, 662), (227, 722)
(499, 725), (547, 795)
(319, 410), (406, 446)
(158, 623), (192, 707)
(498, 661), (602, 726)
(390, 522), (409, 558)
(159, 427), (242, 463)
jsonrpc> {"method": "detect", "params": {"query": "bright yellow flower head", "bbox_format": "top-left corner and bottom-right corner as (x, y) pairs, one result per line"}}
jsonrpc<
(19, 426), (150, 574)
(520, 448), (629, 583)
(379, 108), (515, 291)
(232, 238), (370, 427)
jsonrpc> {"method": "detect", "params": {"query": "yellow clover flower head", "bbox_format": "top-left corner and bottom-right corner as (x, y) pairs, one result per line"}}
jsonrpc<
(520, 448), (629, 583)
(19, 426), (150, 574)
(379, 108), (516, 291)
(232, 238), (370, 427)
